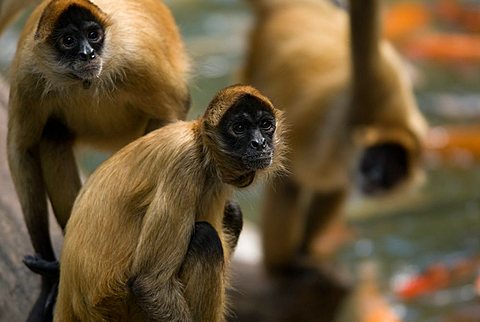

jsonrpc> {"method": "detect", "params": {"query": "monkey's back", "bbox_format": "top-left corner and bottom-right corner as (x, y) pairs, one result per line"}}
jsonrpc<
(244, 0), (426, 190)
(54, 122), (205, 321)
(243, 1), (352, 189)
(10, 0), (190, 150)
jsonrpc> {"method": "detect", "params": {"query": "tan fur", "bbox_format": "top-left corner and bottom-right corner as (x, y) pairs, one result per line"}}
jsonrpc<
(34, 0), (109, 40)
(243, 0), (428, 270)
(54, 85), (285, 321)
(7, 0), (190, 265)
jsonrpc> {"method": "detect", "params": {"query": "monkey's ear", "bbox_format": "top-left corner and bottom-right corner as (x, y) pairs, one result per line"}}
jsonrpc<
(35, 0), (108, 41)
(203, 84), (275, 127)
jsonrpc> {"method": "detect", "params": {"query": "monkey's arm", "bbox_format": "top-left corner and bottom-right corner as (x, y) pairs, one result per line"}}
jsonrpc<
(179, 222), (226, 322)
(299, 189), (347, 256)
(7, 102), (61, 321)
(262, 175), (304, 273)
(262, 175), (347, 272)
(177, 202), (242, 321)
(38, 119), (81, 229)
(7, 103), (55, 261)
(222, 200), (243, 254)
(128, 188), (195, 321)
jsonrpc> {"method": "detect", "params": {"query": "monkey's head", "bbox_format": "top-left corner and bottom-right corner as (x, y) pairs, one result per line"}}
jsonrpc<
(354, 127), (424, 196)
(202, 85), (285, 188)
(34, 0), (109, 84)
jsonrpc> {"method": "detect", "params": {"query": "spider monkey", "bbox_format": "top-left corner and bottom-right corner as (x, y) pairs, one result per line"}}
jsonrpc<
(7, 0), (189, 320)
(243, 0), (428, 271)
(53, 85), (285, 321)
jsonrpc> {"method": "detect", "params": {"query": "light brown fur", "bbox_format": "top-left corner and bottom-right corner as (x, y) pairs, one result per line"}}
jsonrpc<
(243, 0), (428, 271)
(54, 85), (285, 321)
(8, 0), (189, 261)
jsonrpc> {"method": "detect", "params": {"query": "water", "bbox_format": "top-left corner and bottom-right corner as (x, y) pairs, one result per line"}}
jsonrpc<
(2, 0), (480, 321)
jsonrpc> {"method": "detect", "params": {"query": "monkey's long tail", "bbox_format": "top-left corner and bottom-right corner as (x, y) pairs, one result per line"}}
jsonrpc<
(349, 0), (380, 77)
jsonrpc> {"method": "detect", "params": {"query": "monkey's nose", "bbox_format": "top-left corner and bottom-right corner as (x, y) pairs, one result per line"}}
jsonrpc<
(79, 50), (96, 61)
(250, 138), (266, 150)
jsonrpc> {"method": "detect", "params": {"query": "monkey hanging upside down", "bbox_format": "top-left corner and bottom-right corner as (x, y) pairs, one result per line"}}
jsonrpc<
(242, 0), (428, 272)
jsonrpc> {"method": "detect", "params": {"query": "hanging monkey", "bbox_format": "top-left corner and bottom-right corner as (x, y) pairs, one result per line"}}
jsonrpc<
(243, 0), (428, 272)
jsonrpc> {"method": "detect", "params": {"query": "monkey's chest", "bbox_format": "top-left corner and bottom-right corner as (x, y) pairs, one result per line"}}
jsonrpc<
(55, 99), (149, 149)
(196, 209), (224, 233)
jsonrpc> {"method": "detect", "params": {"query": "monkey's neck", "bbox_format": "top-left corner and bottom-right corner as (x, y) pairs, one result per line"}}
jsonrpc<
(206, 149), (256, 188)
(82, 79), (92, 89)
(230, 171), (256, 188)
(197, 174), (233, 231)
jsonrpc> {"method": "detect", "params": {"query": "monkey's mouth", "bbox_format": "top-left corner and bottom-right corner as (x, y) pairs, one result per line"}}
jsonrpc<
(71, 61), (102, 80)
(242, 153), (273, 170)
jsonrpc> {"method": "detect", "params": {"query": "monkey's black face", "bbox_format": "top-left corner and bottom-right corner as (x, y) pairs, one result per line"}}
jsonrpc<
(50, 5), (105, 81)
(357, 143), (409, 195)
(219, 95), (276, 172)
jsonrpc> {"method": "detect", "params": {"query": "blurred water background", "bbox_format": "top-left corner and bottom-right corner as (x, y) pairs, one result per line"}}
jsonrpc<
(2, 0), (480, 321)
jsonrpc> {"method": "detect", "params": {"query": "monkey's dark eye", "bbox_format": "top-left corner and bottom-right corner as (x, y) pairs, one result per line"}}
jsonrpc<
(60, 35), (76, 49)
(87, 30), (101, 42)
(260, 119), (274, 131)
(231, 122), (246, 135)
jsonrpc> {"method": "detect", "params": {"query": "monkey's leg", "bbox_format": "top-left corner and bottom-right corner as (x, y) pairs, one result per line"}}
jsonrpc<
(179, 222), (225, 322)
(261, 175), (305, 273)
(38, 124), (81, 230)
(26, 127), (79, 322)
(129, 275), (192, 322)
(222, 201), (243, 253)
(8, 111), (56, 322)
(299, 190), (347, 257)
(7, 144), (55, 260)
(128, 190), (197, 321)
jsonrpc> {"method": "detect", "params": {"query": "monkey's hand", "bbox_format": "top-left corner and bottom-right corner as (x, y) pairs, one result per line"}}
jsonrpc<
(222, 201), (243, 252)
(23, 254), (60, 279)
